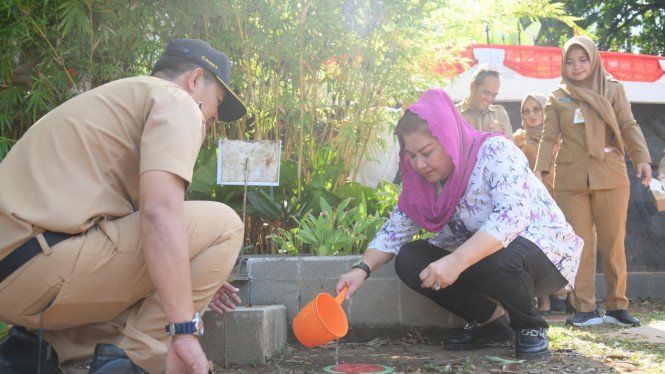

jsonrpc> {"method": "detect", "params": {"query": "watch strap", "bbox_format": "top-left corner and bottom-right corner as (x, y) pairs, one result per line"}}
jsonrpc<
(352, 261), (371, 279)
(166, 321), (197, 336)
(165, 313), (201, 336)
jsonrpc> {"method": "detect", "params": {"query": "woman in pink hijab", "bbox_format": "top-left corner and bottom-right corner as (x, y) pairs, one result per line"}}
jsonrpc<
(335, 89), (583, 360)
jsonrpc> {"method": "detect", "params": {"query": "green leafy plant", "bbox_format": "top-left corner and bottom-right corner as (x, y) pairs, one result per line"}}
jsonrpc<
(268, 227), (301, 256)
(292, 194), (386, 256)
(375, 178), (402, 217)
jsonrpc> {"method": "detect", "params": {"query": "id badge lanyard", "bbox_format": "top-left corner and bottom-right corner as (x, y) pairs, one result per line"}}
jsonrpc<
(573, 107), (585, 124)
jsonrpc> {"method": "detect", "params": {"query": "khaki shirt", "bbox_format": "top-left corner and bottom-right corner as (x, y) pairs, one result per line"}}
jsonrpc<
(456, 98), (514, 142)
(513, 129), (558, 197)
(535, 79), (651, 191)
(0, 76), (205, 260)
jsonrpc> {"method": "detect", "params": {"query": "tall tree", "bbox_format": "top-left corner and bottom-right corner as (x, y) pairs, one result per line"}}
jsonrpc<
(536, 0), (664, 55)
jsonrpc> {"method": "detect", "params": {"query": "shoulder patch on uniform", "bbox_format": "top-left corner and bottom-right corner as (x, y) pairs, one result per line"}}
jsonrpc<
(557, 97), (574, 102)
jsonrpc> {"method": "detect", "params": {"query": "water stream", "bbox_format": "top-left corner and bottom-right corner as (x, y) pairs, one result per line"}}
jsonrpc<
(335, 338), (340, 366)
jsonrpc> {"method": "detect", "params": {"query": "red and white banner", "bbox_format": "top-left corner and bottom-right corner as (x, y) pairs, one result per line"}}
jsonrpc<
(438, 45), (665, 103)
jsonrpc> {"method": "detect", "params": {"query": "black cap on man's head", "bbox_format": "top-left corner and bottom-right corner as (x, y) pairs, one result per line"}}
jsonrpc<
(162, 39), (247, 123)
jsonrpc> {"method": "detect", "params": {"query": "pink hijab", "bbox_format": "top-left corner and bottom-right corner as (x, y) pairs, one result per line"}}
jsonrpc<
(397, 88), (503, 232)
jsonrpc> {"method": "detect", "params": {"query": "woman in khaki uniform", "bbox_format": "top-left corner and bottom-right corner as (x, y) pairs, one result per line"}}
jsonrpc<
(515, 93), (555, 195)
(514, 93), (570, 315)
(534, 36), (652, 327)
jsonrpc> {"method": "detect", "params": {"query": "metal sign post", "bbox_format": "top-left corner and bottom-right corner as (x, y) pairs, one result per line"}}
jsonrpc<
(218, 140), (281, 277)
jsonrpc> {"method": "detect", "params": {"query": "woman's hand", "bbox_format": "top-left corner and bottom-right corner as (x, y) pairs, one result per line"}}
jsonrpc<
(636, 163), (652, 187)
(534, 170), (543, 181)
(659, 174), (665, 182)
(335, 269), (366, 300)
(419, 256), (464, 290)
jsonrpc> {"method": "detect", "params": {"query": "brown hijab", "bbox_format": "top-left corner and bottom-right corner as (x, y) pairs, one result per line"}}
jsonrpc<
(520, 92), (548, 140)
(560, 36), (623, 160)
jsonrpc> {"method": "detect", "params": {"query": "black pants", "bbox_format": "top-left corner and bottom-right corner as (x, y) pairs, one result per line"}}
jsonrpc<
(395, 236), (567, 330)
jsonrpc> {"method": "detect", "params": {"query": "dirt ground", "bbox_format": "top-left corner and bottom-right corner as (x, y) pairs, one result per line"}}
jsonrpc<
(63, 339), (609, 374)
(62, 299), (665, 374)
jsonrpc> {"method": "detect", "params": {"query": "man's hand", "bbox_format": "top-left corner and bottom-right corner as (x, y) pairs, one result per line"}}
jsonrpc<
(166, 335), (209, 374)
(209, 282), (241, 314)
(419, 256), (463, 290)
(658, 174), (665, 182)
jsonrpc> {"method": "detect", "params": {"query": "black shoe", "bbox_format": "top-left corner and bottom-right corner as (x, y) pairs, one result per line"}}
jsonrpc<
(515, 328), (549, 360)
(0, 326), (61, 374)
(88, 344), (147, 374)
(564, 296), (577, 315)
(539, 309), (552, 316)
(565, 309), (603, 327)
(549, 295), (566, 312)
(443, 314), (515, 351)
(604, 310), (641, 327)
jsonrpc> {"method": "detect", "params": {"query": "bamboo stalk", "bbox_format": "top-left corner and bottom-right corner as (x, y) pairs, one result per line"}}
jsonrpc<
(297, 3), (310, 199)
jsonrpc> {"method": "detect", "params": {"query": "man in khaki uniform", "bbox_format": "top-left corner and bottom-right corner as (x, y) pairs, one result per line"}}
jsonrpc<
(455, 64), (514, 142)
(0, 39), (247, 374)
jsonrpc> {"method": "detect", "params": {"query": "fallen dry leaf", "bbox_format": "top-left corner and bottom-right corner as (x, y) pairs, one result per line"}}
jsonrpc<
(416, 331), (425, 344)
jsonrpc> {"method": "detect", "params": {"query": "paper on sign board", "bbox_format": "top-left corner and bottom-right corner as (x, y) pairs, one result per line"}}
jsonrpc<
(217, 140), (281, 186)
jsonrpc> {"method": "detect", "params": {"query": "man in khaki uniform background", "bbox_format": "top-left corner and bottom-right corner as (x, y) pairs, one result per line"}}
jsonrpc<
(0, 39), (247, 374)
(455, 63), (514, 143)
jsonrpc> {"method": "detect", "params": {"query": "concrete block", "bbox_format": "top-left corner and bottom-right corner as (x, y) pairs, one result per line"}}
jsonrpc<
(250, 280), (299, 321)
(450, 314), (467, 328)
(626, 273), (648, 299)
(228, 280), (250, 306)
(646, 273), (665, 298)
(298, 278), (350, 317)
(398, 282), (455, 327)
(201, 305), (287, 365)
(248, 257), (299, 280)
(348, 278), (401, 325)
(299, 256), (352, 279)
(370, 258), (398, 279)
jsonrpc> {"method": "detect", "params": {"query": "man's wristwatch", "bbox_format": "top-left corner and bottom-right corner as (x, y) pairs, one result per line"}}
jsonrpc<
(165, 312), (204, 336)
(352, 260), (371, 279)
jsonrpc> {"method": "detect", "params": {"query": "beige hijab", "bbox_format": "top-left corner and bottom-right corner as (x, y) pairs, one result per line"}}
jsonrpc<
(521, 92), (548, 140)
(559, 36), (623, 160)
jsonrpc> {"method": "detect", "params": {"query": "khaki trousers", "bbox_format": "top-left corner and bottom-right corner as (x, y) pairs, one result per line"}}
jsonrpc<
(0, 201), (244, 374)
(555, 187), (629, 313)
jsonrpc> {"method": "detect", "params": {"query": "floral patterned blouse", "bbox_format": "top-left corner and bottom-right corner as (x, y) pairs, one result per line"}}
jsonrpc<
(370, 136), (583, 288)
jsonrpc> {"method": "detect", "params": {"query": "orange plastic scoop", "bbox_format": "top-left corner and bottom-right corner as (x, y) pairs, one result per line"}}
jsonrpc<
(293, 287), (348, 348)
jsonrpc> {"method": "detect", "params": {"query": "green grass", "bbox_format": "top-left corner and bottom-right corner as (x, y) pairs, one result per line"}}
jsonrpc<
(545, 299), (665, 374)
(0, 322), (9, 340)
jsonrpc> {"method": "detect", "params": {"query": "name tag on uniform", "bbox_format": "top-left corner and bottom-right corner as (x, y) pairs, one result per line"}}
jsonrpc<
(558, 97), (574, 102)
(573, 108), (585, 124)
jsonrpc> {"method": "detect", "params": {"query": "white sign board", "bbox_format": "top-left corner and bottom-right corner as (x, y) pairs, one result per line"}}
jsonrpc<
(217, 140), (281, 186)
